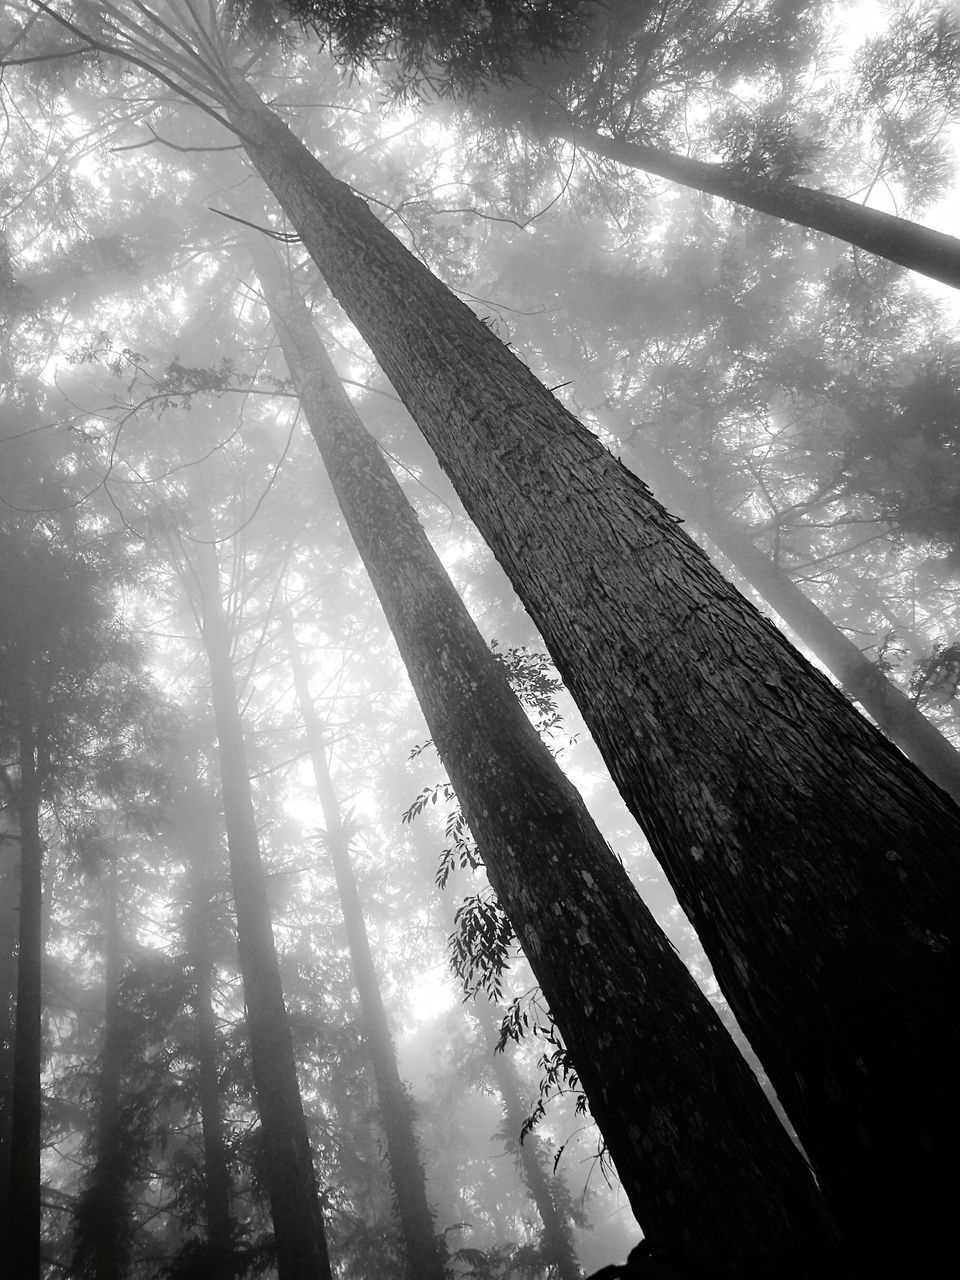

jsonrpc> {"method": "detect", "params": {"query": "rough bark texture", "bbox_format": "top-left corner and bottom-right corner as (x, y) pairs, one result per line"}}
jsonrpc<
(548, 123), (960, 289)
(287, 629), (445, 1280)
(191, 537), (331, 1280)
(614, 430), (960, 803)
(7, 685), (43, 1279)
(472, 1000), (580, 1280)
(255, 246), (840, 1278)
(229, 86), (960, 1271)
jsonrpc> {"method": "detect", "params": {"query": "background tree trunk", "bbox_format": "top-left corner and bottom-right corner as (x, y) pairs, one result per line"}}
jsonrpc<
(179, 796), (235, 1263)
(254, 246), (840, 1278)
(545, 122), (960, 290)
(8, 681), (44, 1279)
(472, 1000), (580, 1280)
(287, 627), (446, 1280)
(189, 534), (331, 1280)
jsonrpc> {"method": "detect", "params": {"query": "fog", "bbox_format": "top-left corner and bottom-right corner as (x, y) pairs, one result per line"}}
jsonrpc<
(1, 3), (958, 1278)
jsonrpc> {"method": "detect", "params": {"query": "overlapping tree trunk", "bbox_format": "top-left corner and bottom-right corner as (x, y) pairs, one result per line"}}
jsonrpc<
(227, 81), (960, 1272)
(255, 245), (840, 1278)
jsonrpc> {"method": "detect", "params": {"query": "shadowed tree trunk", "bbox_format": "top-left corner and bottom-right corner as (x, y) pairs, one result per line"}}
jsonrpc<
(286, 626), (446, 1280)
(472, 1000), (580, 1280)
(609, 428), (960, 803)
(541, 122), (960, 290)
(186, 533), (331, 1280)
(7, 679), (44, 1279)
(226, 82), (960, 1271)
(252, 245), (840, 1278)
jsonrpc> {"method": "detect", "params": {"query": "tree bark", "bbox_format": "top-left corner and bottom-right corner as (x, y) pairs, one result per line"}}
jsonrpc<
(188, 534), (331, 1280)
(7, 682), (44, 1279)
(472, 1000), (580, 1280)
(253, 245), (840, 1278)
(286, 626), (445, 1280)
(227, 84), (960, 1271)
(546, 123), (960, 290)
(612, 429), (960, 803)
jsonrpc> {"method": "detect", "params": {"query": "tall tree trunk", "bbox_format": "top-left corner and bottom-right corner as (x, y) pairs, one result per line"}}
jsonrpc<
(7, 682), (44, 1278)
(543, 122), (960, 290)
(0, 804), (20, 1266)
(286, 626), (445, 1280)
(610, 428), (960, 802)
(180, 799), (235, 1263)
(252, 245), (839, 1278)
(228, 84), (960, 1270)
(472, 1001), (580, 1280)
(188, 535), (331, 1280)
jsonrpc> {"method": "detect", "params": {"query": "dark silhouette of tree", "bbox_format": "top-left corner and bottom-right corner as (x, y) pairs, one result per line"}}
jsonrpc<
(174, 525), (332, 1280)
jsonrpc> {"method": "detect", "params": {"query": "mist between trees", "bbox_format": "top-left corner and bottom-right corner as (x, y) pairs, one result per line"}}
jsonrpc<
(1, 3), (959, 1279)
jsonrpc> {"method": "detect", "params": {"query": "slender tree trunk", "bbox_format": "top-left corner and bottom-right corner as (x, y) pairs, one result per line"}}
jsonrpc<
(472, 1001), (580, 1280)
(228, 84), (960, 1270)
(0, 806), (20, 1266)
(188, 535), (331, 1280)
(611, 429), (960, 802)
(181, 811), (235, 1262)
(286, 627), (445, 1280)
(7, 683), (44, 1278)
(74, 859), (126, 1280)
(253, 245), (840, 1278)
(543, 122), (960, 290)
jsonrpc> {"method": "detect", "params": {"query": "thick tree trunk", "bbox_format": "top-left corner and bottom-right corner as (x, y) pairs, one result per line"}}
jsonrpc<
(7, 686), (44, 1279)
(254, 246), (840, 1278)
(229, 84), (960, 1271)
(613, 430), (960, 802)
(189, 536), (331, 1280)
(472, 1001), (580, 1280)
(286, 627), (445, 1280)
(546, 123), (960, 290)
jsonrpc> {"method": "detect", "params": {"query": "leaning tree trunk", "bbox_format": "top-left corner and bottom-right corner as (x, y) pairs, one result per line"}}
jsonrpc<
(286, 627), (445, 1280)
(187, 535), (331, 1280)
(227, 82), (960, 1272)
(471, 1000), (580, 1280)
(7, 681), (44, 1280)
(543, 122), (960, 290)
(253, 245), (839, 1278)
(609, 427), (960, 803)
